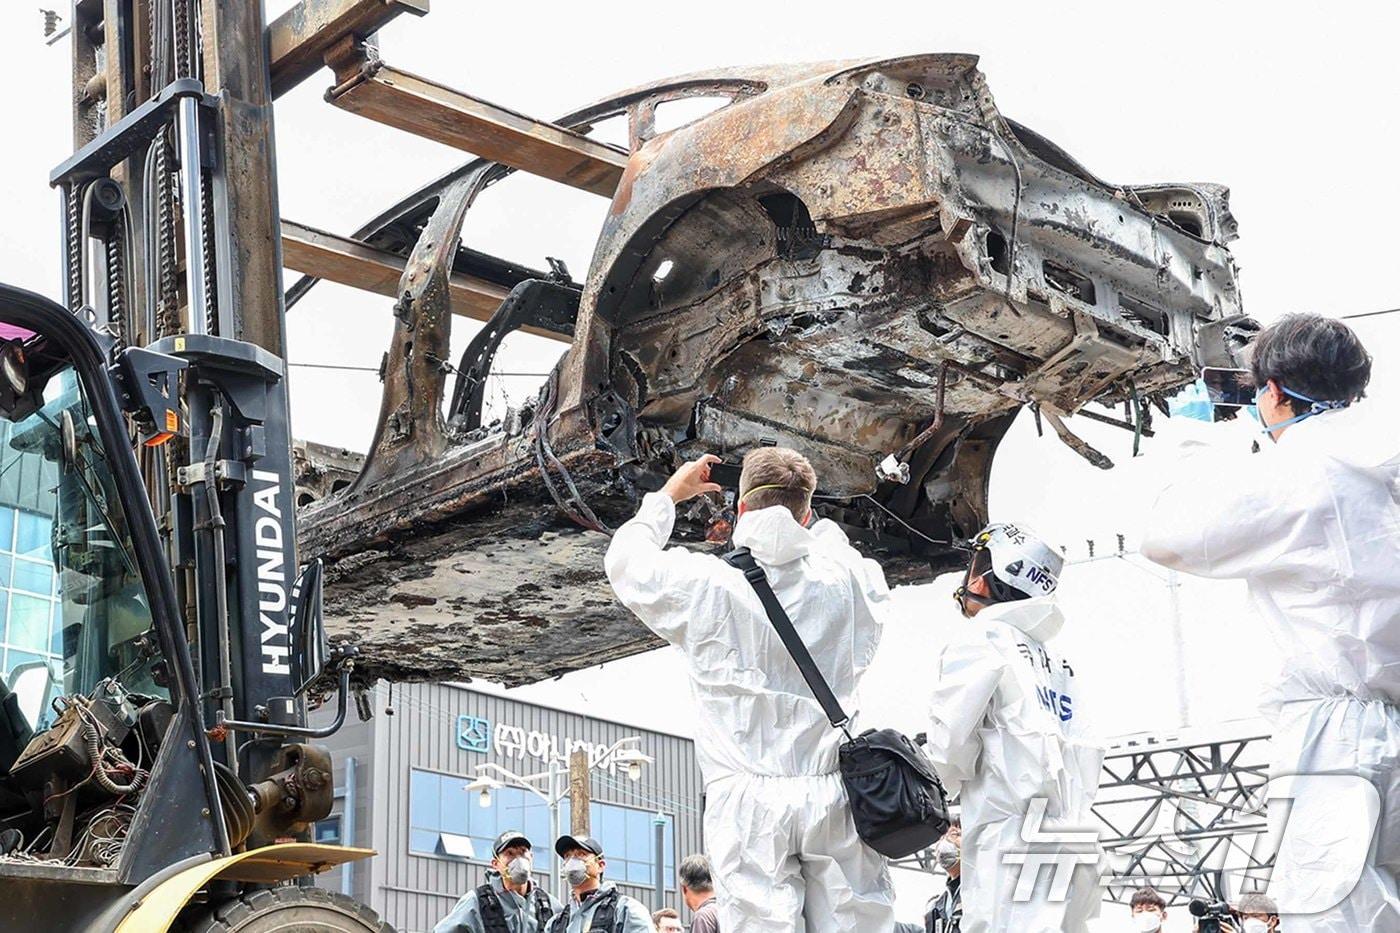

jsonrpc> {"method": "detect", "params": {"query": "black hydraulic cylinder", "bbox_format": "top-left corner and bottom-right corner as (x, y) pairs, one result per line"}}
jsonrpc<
(155, 334), (301, 783)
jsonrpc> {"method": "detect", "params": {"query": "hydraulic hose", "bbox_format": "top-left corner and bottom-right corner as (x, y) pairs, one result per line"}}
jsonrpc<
(202, 401), (239, 778)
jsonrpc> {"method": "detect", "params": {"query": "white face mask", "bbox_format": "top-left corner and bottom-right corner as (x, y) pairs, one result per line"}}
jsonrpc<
(563, 857), (591, 887)
(933, 839), (960, 871)
(1133, 911), (1162, 932)
(1242, 921), (1270, 933)
(505, 855), (532, 885)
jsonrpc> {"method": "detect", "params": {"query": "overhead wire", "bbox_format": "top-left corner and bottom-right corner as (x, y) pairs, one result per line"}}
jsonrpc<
(589, 771), (704, 819)
(1341, 307), (1400, 321)
(287, 362), (549, 377)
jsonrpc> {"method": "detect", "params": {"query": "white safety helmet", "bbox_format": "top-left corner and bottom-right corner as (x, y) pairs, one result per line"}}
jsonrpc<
(955, 522), (1063, 613)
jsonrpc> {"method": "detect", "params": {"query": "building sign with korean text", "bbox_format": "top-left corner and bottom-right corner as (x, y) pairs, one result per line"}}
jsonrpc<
(455, 713), (635, 776)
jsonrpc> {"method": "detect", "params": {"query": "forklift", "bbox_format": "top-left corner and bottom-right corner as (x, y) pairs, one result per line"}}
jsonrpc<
(0, 1), (422, 930)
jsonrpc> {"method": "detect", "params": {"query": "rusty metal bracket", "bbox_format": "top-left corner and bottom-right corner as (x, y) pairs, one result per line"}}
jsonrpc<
(447, 279), (580, 429)
(882, 358), (1008, 483)
(280, 218), (527, 327)
(350, 163), (506, 492)
(1074, 405), (1156, 440)
(267, 0), (427, 99)
(1040, 405), (1114, 470)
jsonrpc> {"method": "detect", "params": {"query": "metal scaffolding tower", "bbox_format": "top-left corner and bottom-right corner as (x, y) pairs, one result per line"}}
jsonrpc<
(1094, 730), (1274, 906)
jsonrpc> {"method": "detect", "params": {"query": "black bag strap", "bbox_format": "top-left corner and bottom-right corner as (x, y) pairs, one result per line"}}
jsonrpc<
(532, 886), (553, 929)
(591, 888), (619, 933)
(724, 546), (852, 736)
(476, 884), (509, 933)
(551, 888), (618, 933)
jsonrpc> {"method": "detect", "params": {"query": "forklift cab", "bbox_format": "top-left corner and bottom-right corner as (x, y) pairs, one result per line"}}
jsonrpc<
(0, 285), (372, 932)
(0, 288), (178, 782)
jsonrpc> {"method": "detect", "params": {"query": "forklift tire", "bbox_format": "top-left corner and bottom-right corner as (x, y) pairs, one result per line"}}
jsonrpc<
(185, 885), (391, 932)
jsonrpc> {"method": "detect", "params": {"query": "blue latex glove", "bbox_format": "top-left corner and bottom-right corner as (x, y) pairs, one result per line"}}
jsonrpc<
(1168, 379), (1257, 422)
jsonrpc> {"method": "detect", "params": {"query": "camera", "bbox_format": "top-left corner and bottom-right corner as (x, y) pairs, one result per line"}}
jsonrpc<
(1189, 898), (1236, 933)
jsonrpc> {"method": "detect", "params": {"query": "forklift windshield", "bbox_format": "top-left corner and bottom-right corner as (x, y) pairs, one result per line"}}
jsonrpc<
(0, 347), (164, 731)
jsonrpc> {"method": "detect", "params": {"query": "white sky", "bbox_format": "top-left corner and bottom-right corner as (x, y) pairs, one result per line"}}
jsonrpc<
(3, 3), (1397, 927)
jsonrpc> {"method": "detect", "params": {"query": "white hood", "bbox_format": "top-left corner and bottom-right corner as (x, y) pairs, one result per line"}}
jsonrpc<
(1278, 403), (1399, 469)
(604, 490), (890, 781)
(979, 596), (1065, 642)
(731, 505), (816, 565)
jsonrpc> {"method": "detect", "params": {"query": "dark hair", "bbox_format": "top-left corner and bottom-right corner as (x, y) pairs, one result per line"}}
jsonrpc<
(1130, 888), (1166, 910)
(1250, 313), (1371, 416)
(652, 908), (679, 923)
(678, 853), (713, 893)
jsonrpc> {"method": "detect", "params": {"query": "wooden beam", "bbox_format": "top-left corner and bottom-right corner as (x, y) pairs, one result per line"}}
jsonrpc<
(326, 58), (627, 198)
(279, 220), (566, 342)
(267, 0), (429, 99)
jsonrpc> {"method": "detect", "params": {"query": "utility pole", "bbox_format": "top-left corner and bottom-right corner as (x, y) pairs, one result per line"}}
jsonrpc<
(549, 763), (562, 902)
(1067, 541), (1191, 729)
(1166, 567), (1190, 727)
(569, 748), (591, 836)
(466, 738), (650, 902)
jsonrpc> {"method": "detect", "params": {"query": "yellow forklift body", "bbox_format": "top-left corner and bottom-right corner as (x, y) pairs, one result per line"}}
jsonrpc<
(114, 843), (376, 932)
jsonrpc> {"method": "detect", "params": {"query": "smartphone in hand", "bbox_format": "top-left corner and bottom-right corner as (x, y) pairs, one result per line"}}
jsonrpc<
(708, 461), (743, 489)
(1201, 367), (1255, 407)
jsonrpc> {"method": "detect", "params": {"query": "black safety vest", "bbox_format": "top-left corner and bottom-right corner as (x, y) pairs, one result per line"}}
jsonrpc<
(927, 877), (962, 933)
(477, 882), (554, 933)
(548, 887), (620, 933)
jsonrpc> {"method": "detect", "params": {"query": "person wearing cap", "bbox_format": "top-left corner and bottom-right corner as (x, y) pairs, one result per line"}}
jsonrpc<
(433, 830), (560, 933)
(924, 522), (1104, 932)
(605, 447), (894, 932)
(549, 834), (654, 933)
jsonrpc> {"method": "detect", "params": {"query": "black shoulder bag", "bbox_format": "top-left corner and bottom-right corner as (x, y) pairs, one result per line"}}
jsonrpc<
(724, 546), (951, 858)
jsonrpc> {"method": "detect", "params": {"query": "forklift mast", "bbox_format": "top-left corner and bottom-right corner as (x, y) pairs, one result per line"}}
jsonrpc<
(62, 1), (302, 786)
(52, 0), (425, 781)
(0, 4), (433, 928)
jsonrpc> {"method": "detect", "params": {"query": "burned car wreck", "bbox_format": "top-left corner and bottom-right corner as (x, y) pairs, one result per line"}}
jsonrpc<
(294, 53), (1248, 686)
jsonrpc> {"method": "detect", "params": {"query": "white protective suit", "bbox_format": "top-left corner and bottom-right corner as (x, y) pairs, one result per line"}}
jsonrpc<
(605, 492), (895, 932)
(1142, 406), (1400, 930)
(924, 597), (1104, 933)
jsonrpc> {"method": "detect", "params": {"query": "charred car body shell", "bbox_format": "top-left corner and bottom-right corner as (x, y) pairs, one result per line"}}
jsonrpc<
(299, 55), (1244, 685)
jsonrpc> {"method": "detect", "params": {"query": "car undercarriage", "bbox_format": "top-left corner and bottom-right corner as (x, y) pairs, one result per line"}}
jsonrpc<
(292, 53), (1251, 686)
